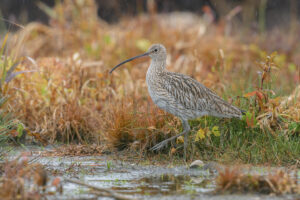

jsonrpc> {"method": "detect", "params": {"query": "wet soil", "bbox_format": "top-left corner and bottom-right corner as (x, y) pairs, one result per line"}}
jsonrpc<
(3, 146), (300, 200)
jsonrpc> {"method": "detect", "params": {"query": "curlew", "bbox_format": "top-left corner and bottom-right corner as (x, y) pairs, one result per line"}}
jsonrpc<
(110, 44), (243, 159)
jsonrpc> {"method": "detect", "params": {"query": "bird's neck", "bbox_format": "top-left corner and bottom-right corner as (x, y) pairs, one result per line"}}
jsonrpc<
(148, 59), (166, 75)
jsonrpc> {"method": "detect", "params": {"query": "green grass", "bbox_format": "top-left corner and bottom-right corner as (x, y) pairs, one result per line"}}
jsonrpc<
(0, 96), (19, 146)
(170, 101), (300, 165)
(180, 52), (300, 165)
(193, 122), (298, 165)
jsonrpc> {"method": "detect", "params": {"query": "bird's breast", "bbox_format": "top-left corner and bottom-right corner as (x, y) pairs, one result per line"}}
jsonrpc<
(146, 72), (167, 109)
(146, 75), (159, 103)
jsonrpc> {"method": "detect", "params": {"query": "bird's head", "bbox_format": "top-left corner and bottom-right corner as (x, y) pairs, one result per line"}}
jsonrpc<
(147, 44), (167, 60)
(110, 43), (167, 73)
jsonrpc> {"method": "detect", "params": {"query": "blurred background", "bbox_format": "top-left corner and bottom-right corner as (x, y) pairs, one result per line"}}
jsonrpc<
(0, 0), (299, 32)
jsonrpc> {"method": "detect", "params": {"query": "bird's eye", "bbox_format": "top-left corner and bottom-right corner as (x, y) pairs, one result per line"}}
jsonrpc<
(154, 49), (158, 52)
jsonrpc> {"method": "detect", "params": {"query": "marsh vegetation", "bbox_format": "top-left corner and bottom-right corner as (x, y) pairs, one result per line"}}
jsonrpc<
(0, 0), (299, 199)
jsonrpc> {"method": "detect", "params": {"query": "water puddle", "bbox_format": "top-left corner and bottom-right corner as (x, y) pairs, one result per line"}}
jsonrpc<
(4, 147), (300, 200)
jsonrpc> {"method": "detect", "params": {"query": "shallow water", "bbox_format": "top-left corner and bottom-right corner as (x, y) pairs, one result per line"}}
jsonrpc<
(4, 147), (300, 200)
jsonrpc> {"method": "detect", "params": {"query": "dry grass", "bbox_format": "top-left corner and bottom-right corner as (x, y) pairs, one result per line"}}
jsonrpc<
(216, 167), (300, 195)
(9, 57), (104, 144)
(42, 144), (103, 156)
(102, 96), (176, 151)
(1, 0), (299, 163)
(0, 155), (59, 200)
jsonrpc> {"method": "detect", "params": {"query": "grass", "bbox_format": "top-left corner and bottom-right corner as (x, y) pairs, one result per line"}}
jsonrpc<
(102, 96), (175, 152)
(0, 0), (299, 165)
(191, 119), (300, 165)
(0, 156), (47, 199)
(0, 155), (63, 199)
(0, 34), (30, 146)
(106, 161), (112, 171)
(0, 100), (18, 145)
(216, 167), (300, 194)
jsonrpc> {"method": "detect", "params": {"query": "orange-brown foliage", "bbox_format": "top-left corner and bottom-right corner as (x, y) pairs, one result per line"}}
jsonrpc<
(216, 167), (300, 194)
(3, 0), (299, 150)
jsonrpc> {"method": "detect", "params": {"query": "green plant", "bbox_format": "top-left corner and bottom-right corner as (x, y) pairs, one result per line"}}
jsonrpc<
(0, 34), (35, 145)
(106, 161), (112, 171)
(0, 97), (18, 145)
(1, 0), (298, 165)
(0, 34), (36, 97)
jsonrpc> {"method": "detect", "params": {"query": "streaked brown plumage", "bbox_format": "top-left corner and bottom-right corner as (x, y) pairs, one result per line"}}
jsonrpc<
(110, 44), (242, 160)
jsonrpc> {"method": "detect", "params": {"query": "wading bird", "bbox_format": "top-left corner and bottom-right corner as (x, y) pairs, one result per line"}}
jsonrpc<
(110, 44), (243, 160)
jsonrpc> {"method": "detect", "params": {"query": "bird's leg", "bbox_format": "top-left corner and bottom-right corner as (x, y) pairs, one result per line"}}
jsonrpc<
(150, 119), (190, 159)
(182, 120), (190, 161)
(219, 118), (227, 148)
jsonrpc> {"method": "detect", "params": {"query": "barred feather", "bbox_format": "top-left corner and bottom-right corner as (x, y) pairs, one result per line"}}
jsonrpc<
(146, 44), (242, 121)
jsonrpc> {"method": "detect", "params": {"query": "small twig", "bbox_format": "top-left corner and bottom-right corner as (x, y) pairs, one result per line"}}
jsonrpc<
(264, 178), (277, 193)
(64, 178), (139, 200)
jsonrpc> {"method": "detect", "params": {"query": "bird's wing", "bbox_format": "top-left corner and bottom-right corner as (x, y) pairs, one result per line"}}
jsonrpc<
(160, 72), (242, 118)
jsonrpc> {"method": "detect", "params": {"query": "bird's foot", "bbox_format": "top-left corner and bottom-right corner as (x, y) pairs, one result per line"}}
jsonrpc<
(150, 140), (170, 151)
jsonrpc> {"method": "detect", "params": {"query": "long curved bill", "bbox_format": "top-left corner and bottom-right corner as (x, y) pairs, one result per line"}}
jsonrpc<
(109, 52), (150, 74)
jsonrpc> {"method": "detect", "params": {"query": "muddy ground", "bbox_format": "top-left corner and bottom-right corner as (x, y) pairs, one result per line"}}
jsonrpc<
(2, 146), (299, 200)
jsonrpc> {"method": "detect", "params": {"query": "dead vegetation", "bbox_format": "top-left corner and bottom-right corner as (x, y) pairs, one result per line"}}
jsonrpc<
(42, 144), (103, 156)
(0, 155), (61, 200)
(216, 167), (300, 195)
(102, 96), (176, 151)
(0, 0), (298, 163)
(0, 154), (139, 199)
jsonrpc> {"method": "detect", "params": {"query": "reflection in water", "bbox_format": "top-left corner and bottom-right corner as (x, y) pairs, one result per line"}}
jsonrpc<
(11, 153), (298, 200)
(137, 174), (191, 195)
(109, 174), (213, 196)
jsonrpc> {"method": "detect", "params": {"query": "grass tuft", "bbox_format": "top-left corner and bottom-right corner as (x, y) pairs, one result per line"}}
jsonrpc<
(1, 0), (299, 164)
(0, 156), (49, 199)
(216, 167), (300, 195)
(102, 96), (175, 152)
